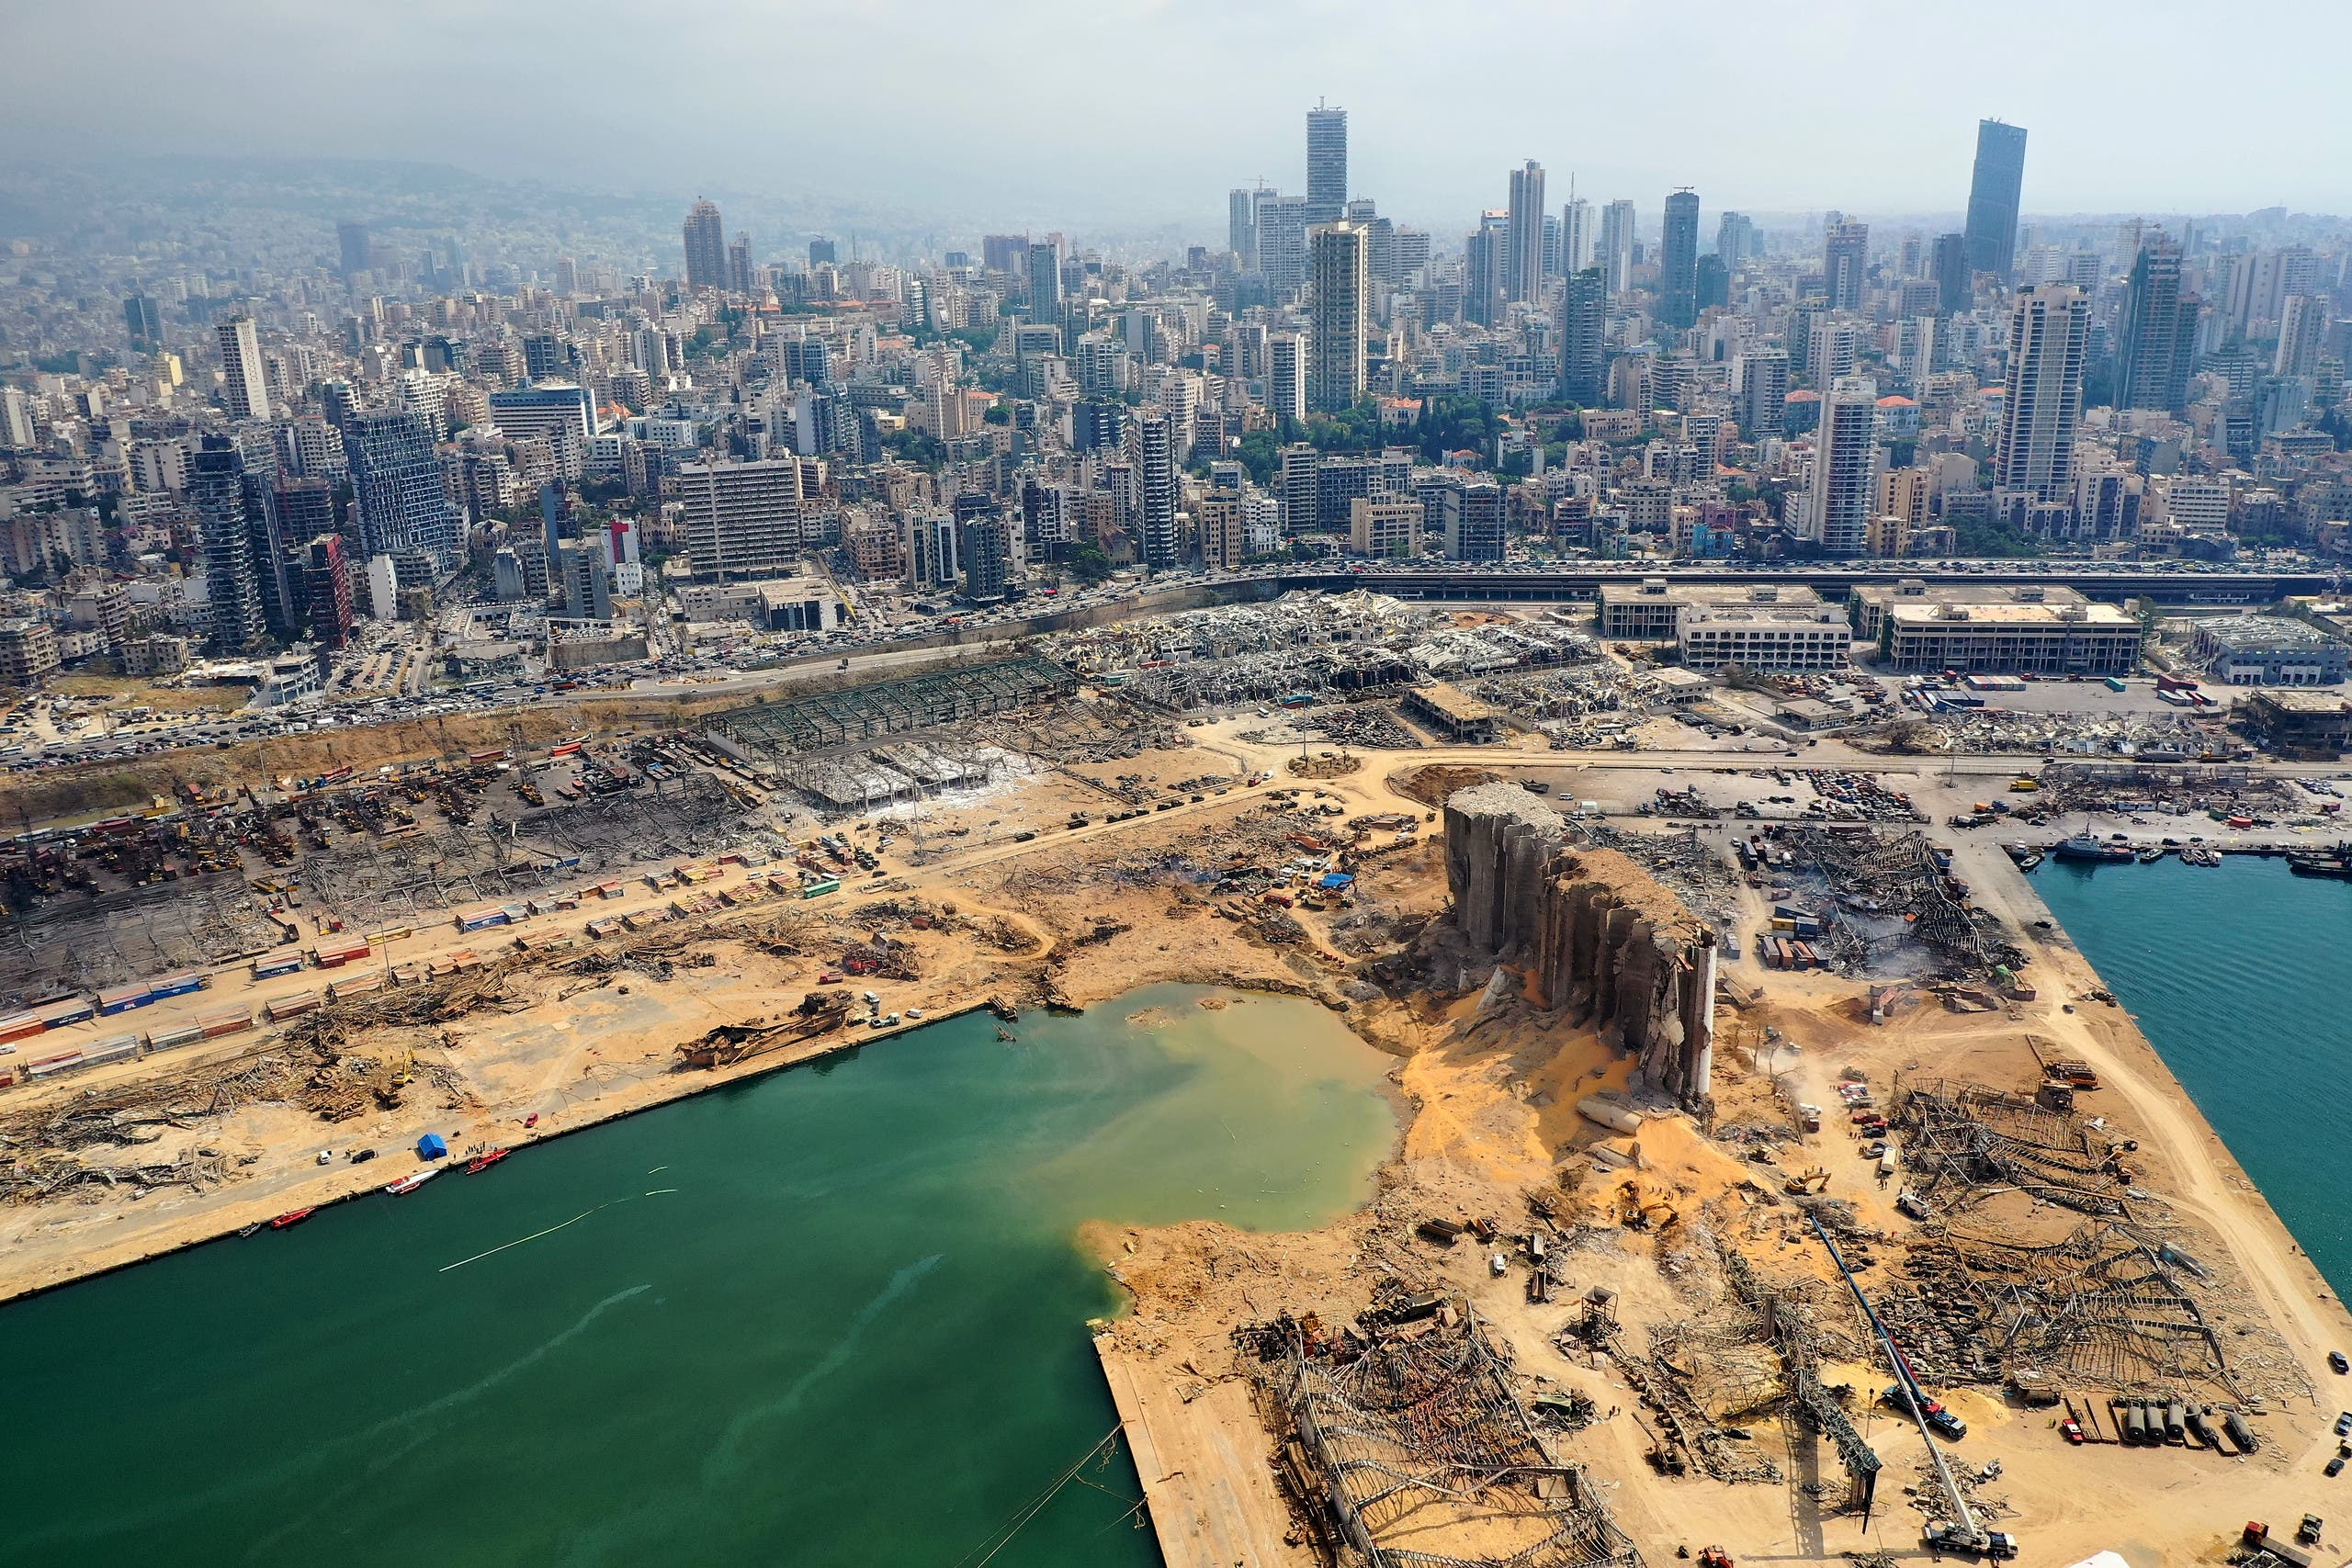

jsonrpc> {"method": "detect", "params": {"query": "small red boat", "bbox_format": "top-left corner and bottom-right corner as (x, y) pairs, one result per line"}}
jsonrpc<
(270, 1208), (313, 1229)
(466, 1147), (510, 1174)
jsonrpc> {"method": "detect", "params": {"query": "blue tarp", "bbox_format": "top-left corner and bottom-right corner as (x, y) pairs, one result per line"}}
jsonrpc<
(1318, 873), (1355, 890)
(417, 1134), (448, 1160)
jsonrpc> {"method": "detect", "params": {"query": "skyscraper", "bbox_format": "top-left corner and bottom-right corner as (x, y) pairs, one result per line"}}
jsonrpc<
(1557, 267), (1607, 405)
(1560, 197), (1593, 276)
(727, 233), (753, 296)
(808, 236), (839, 267)
(1823, 220), (1869, 311)
(1306, 103), (1347, 222)
(122, 294), (161, 354)
(1963, 119), (2029, 280)
(1994, 285), (2089, 502)
(1659, 189), (1700, 330)
(1463, 212), (1508, 328)
(336, 220), (371, 279)
(2276, 294), (2330, 378)
(1228, 188), (1259, 268)
(1803, 375), (1880, 557)
(682, 199), (726, 291)
(217, 313), (271, 422)
(1306, 221), (1368, 412)
(2117, 236), (2199, 415)
(1715, 211), (1755, 265)
(190, 436), (266, 655)
(1131, 407), (1180, 568)
(1931, 231), (1971, 314)
(1027, 238), (1063, 321)
(345, 409), (462, 573)
(1505, 160), (1546, 304)
(1598, 200), (1635, 294)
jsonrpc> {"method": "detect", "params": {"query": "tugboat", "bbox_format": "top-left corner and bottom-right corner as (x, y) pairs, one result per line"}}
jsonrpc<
(2052, 835), (2136, 864)
(465, 1147), (510, 1174)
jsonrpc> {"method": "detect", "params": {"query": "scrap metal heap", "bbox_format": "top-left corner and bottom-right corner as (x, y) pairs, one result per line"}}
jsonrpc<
(1882, 1222), (2246, 1402)
(0, 871), (288, 1003)
(1715, 1242), (1883, 1514)
(1894, 1079), (2127, 1216)
(1279, 1310), (1643, 1568)
(1775, 827), (2017, 976)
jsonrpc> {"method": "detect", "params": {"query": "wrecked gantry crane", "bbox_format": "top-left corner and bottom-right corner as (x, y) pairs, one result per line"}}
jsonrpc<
(1443, 784), (1715, 1103)
(1280, 1310), (1644, 1568)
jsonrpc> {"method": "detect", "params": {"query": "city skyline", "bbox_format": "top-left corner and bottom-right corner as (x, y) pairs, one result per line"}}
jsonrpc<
(8, 1), (2352, 225)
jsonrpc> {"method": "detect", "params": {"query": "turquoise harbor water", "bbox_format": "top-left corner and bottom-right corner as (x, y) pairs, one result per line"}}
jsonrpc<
(2033, 855), (2352, 1289)
(0, 984), (1397, 1567)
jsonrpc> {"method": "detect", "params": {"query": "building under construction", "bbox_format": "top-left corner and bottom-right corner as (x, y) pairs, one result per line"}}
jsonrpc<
(1277, 1312), (1642, 1568)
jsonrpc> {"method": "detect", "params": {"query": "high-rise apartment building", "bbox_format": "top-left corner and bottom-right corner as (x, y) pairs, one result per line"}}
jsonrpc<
(727, 233), (753, 296)
(305, 535), (354, 650)
(2117, 236), (2199, 415)
(1802, 376), (1880, 557)
(1560, 197), (1593, 276)
(1505, 161), (1546, 304)
(1131, 408), (1180, 569)
(1027, 238), (1063, 321)
(122, 294), (162, 354)
(1267, 333), (1306, 426)
(217, 313), (271, 422)
(1736, 349), (1792, 438)
(1440, 479), (1505, 563)
(1599, 200), (1635, 294)
(1715, 211), (1755, 265)
(1306, 221), (1368, 413)
(1823, 220), (1869, 311)
(1659, 190), (1700, 329)
(344, 409), (462, 573)
(1994, 285), (2089, 502)
(336, 220), (371, 278)
(1963, 119), (2028, 279)
(1306, 103), (1347, 222)
(1557, 267), (1608, 406)
(2276, 294), (2330, 378)
(682, 199), (726, 291)
(1227, 188), (1259, 268)
(1931, 231), (1971, 314)
(190, 436), (266, 655)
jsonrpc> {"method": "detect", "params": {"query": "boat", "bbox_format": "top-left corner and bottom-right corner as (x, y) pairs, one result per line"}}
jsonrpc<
(2052, 836), (2136, 864)
(2136, 847), (2165, 863)
(384, 1168), (440, 1196)
(2016, 853), (2041, 872)
(270, 1208), (313, 1229)
(238, 1222), (264, 1238)
(465, 1147), (509, 1174)
(2290, 844), (2352, 881)
(997, 1026), (1017, 1043)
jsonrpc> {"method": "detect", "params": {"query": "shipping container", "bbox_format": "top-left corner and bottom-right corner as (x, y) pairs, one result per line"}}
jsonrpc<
(366, 926), (413, 944)
(148, 972), (206, 1000)
(25, 1052), (85, 1078)
(265, 991), (321, 1021)
(197, 1005), (254, 1039)
(98, 984), (154, 1015)
(0, 1011), (45, 1044)
(327, 974), (384, 1000)
(40, 999), (96, 1028)
(2104, 676), (2128, 693)
(146, 1022), (204, 1050)
(801, 878), (842, 898)
(252, 954), (305, 980)
(81, 1033), (141, 1068)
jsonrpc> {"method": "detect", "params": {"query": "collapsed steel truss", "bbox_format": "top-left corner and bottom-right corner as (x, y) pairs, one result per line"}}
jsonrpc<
(1283, 1314), (1643, 1568)
(1896, 1079), (2125, 1215)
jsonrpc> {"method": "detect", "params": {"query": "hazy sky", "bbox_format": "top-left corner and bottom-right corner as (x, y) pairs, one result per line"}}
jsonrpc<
(9, 0), (2352, 232)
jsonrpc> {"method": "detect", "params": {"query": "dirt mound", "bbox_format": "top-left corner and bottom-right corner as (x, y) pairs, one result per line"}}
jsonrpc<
(1389, 762), (1499, 806)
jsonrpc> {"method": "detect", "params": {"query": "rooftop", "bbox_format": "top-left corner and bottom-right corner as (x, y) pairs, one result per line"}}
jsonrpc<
(1886, 601), (2137, 628)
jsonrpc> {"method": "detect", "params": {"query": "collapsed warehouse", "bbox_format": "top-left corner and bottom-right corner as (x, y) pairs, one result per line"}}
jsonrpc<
(0, 873), (292, 1004)
(1272, 1311), (1643, 1568)
(702, 656), (1179, 813)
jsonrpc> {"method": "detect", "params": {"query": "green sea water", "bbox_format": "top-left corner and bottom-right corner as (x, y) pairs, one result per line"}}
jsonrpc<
(0, 984), (1397, 1568)
(2032, 855), (2352, 1287)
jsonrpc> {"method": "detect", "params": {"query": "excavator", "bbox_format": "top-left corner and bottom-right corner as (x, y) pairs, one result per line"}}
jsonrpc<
(1615, 1179), (1679, 1231)
(1782, 1167), (1830, 1196)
